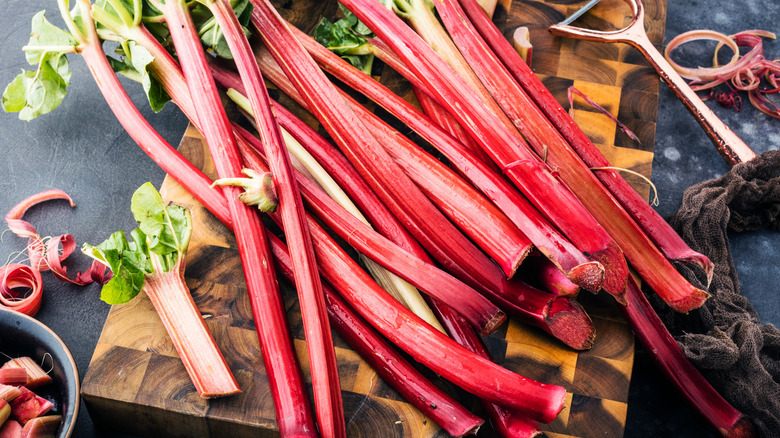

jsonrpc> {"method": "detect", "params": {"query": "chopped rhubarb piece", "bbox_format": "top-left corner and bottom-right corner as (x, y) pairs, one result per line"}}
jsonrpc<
(1, 358), (52, 389)
(20, 415), (60, 438)
(8, 389), (38, 426)
(0, 419), (21, 438)
(0, 400), (9, 427)
(0, 370), (27, 388)
(0, 386), (21, 403)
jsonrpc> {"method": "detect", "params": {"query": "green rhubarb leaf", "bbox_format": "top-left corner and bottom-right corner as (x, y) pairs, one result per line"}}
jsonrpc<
(2, 11), (76, 121)
(192, 0), (253, 60)
(82, 183), (192, 305)
(82, 230), (149, 305)
(24, 10), (79, 65)
(111, 41), (171, 112)
(130, 182), (192, 261)
(314, 4), (387, 74)
(3, 55), (71, 121)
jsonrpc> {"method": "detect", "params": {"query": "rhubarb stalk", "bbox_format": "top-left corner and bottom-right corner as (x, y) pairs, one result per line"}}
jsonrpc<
(294, 198), (567, 423)
(31, 2), (316, 433)
(289, 9), (607, 294)
(230, 124), (505, 335)
(197, 1), (344, 434)
(340, 0), (629, 300)
(266, 232), (483, 436)
(229, 95), (592, 348)
(230, 90), (445, 332)
(452, 0), (711, 311)
(621, 278), (754, 437)
(232, 55), (532, 277)
(82, 183), (239, 398)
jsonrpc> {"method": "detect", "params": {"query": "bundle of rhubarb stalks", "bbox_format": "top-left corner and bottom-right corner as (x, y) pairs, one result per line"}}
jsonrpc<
(2, 0), (757, 436)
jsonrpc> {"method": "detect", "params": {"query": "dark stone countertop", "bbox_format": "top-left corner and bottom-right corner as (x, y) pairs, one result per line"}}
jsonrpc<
(0, 1), (777, 437)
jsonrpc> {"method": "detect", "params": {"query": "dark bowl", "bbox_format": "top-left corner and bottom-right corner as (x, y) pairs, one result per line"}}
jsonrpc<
(0, 308), (79, 437)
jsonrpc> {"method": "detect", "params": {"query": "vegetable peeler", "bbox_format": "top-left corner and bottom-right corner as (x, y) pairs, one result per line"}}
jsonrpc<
(549, 0), (756, 167)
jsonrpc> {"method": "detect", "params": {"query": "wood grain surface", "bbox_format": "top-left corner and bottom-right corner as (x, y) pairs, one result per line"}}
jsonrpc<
(81, 0), (667, 436)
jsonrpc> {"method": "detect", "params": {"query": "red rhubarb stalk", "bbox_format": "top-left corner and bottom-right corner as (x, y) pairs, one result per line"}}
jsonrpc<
(312, 1), (626, 297)
(622, 278), (754, 437)
(231, 125), (505, 335)
(292, 198), (567, 423)
(233, 106), (592, 348)
(70, 2), (316, 433)
(235, 52), (531, 277)
(203, 1), (344, 434)
(446, 0), (709, 311)
(247, 0), (552, 320)
(457, 0), (715, 283)
(287, 26), (605, 292)
(426, 299), (544, 437)
(267, 232), (483, 436)
(275, 121), (445, 333)
(230, 145), (565, 419)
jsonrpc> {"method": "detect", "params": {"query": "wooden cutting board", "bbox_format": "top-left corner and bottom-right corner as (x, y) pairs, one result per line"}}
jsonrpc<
(82, 0), (667, 436)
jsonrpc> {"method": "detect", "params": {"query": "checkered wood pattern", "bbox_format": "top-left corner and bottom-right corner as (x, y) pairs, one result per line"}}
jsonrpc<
(82, 0), (667, 436)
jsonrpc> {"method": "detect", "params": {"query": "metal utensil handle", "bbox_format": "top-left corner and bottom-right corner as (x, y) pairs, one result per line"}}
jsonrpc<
(549, 0), (756, 166)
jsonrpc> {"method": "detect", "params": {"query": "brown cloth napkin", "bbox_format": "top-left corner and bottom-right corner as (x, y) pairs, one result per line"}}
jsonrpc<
(650, 150), (780, 436)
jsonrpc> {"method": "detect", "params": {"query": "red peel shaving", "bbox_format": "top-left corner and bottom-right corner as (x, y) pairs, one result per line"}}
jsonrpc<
(665, 29), (780, 118)
(4, 190), (72, 272)
(2, 190), (110, 316)
(568, 86), (642, 145)
(0, 264), (43, 316)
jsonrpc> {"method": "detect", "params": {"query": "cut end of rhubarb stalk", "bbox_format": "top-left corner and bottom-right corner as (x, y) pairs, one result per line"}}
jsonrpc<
(666, 287), (711, 314)
(724, 416), (757, 438)
(479, 309), (508, 336)
(588, 242), (628, 305)
(545, 297), (596, 350)
(539, 384), (569, 424)
(565, 260), (605, 294)
(677, 253), (716, 288)
(512, 26), (533, 66)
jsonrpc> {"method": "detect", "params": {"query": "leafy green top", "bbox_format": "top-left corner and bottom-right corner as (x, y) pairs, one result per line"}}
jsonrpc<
(2, 11), (78, 121)
(314, 4), (382, 74)
(82, 182), (192, 305)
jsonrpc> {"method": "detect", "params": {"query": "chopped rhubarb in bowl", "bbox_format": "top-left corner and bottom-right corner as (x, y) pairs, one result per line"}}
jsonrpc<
(0, 308), (78, 437)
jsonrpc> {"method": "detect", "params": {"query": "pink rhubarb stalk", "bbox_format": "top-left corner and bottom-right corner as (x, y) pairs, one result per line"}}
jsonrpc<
(72, 1), (316, 433)
(203, 1), (344, 434)
(145, 256), (240, 398)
